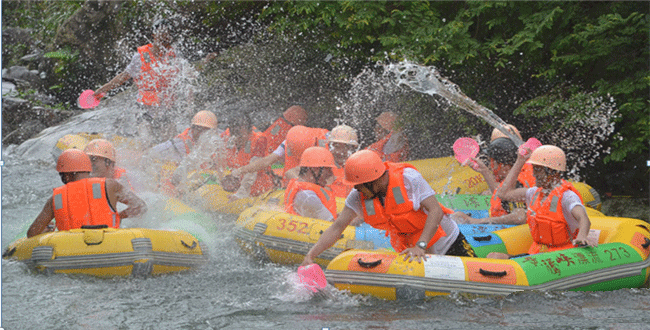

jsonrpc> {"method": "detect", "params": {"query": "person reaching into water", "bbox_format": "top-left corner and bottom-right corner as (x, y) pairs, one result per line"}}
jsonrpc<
(27, 149), (147, 238)
(452, 126), (535, 225)
(487, 145), (595, 259)
(301, 150), (475, 266)
(284, 146), (338, 221)
(367, 112), (409, 162)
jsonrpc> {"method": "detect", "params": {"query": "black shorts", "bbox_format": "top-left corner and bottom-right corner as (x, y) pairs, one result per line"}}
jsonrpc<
(444, 232), (476, 257)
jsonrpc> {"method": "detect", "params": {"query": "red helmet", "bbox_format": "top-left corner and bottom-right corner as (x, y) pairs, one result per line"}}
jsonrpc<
(300, 146), (336, 168)
(84, 139), (116, 162)
(57, 149), (92, 173)
(343, 150), (386, 185)
(283, 105), (308, 125)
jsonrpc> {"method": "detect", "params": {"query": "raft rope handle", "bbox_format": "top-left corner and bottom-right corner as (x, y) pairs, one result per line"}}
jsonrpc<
(472, 235), (492, 242)
(357, 258), (382, 269)
(479, 268), (507, 277)
(642, 237), (650, 249)
(181, 240), (197, 249)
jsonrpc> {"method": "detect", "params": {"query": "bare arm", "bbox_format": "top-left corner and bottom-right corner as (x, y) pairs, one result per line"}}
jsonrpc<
(94, 71), (131, 97)
(496, 151), (529, 203)
(469, 156), (499, 192)
(232, 153), (281, 177)
(107, 179), (147, 219)
(400, 195), (444, 262)
(301, 206), (356, 266)
(27, 198), (55, 238)
(571, 205), (593, 246)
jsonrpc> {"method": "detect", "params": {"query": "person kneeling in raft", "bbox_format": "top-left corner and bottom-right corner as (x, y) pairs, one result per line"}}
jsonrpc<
(27, 149), (147, 238)
(488, 145), (596, 259)
(301, 150), (476, 265)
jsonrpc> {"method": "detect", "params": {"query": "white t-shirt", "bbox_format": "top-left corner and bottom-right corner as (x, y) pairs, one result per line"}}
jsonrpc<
(525, 187), (585, 234)
(292, 190), (334, 221)
(272, 140), (286, 158)
(345, 167), (459, 254)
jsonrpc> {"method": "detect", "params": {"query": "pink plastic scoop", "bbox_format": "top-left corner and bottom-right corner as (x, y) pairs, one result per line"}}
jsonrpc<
(78, 89), (103, 109)
(453, 137), (480, 170)
(519, 137), (542, 156)
(297, 263), (327, 293)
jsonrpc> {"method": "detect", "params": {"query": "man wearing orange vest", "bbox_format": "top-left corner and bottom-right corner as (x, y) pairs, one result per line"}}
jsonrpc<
(367, 112), (409, 162)
(231, 125), (329, 186)
(221, 114), (275, 200)
(488, 145), (595, 259)
(94, 18), (191, 145)
(261, 105), (308, 155)
(285, 146), (338, 221)
(452, 125), (536, 225)
(84, 139), (135, 191)
(301, 150), (475, 266)
(27, 149), (147, 238)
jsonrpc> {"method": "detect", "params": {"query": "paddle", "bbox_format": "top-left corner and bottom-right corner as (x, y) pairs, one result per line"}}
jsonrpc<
(296, 263), (327, 293)
(453, 137), (480, 170)
(77, 89), (104, 109)
(518, 137), (542, 156)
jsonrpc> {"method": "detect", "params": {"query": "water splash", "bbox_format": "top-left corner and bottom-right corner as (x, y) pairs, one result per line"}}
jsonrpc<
(385, 61), (524, 146)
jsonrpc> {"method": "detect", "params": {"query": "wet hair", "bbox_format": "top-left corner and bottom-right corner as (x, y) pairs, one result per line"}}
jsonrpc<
(153, 18), (172, 31)
(488, 137), (518, 165)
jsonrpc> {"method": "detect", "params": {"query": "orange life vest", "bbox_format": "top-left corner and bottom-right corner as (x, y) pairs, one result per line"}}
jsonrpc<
(526, 180), (583, 253)
(330, 166), (352, 198)
(360, 162), (451, 252)
(52, 178), (119, 231)
(175, 127), (195, 155)
(367, 131), (409, 162)
(263, 116), (293, 155)
(489, 163), (536, 217)
(134, 44), (178, 106)
(284, 179), (338, 219)
(226, 131), (274, 196)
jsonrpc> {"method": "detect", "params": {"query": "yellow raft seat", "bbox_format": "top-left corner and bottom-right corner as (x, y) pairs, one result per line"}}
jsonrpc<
(3, 226), (207, 277)
(325, 215), (650, 300)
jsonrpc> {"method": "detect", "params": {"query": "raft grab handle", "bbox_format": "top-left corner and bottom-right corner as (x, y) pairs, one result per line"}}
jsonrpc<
(479, 268), (507, 277)
(642, 237), (650, 249)
(357, 258), (382, 269)
(181, 240), (197, 249)
(81, 225), (109, 229)
(473, 235), (492, 242)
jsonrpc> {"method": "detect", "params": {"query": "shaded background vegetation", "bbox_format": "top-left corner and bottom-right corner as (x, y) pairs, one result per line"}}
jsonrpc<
(2, 1), (648, 198)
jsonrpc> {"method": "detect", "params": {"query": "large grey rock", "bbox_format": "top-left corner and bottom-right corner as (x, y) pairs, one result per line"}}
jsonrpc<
(2, 66), (41, 88)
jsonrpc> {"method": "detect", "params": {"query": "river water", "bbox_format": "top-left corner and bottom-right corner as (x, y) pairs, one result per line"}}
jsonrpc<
(1, 121), (649, 330)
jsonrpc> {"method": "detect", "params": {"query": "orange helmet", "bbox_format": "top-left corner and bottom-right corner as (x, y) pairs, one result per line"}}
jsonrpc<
(300, 146), (336, 168)
(84, 139), (116, 162)
(527, 145), (566, 171)
(57, 149), (92, 173)
(286, 125), (317, 158)
(376, 112), (398, 131)
(191, 110), (218, 129)
(283, 105), (308, 125)
(328, 124), (359, 146)
(343, 150), (386, 185)
(490, 124), (522, 142)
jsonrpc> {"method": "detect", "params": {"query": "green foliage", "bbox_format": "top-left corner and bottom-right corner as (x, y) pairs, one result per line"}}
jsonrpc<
(263, 1), (649, 162)
(1, 1), (82, 41)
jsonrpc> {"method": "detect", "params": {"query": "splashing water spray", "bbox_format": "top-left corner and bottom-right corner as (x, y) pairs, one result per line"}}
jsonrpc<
(385, 61), (524, 146)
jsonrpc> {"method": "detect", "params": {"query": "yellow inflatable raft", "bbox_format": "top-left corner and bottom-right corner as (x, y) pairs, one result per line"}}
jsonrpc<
(2, 226), (207, 277)
(234, 205), (393, 267)
(325, 215), (650, 299)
